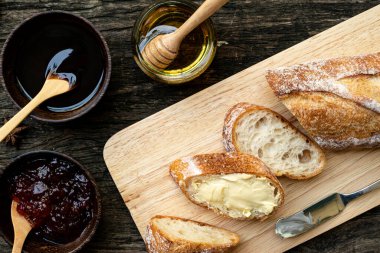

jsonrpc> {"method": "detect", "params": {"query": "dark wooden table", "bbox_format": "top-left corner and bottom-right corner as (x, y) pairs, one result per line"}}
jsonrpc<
(1, 1), (379, 252)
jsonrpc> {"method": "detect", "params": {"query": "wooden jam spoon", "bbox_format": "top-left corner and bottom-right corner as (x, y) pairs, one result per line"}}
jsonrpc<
(142, 0), (229, 69)
(11, 200), (33, 253)
(0, 77), (75, 142)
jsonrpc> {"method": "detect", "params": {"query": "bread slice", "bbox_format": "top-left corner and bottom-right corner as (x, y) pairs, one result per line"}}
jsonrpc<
(145, 215), (239, 253)
(169, 153), (284, 220)
(266, 53), (380, 150)
(223, 103), (326, 180)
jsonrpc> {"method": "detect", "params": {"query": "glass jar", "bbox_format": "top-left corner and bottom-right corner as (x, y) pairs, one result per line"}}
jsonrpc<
(132, 0), (217, 85)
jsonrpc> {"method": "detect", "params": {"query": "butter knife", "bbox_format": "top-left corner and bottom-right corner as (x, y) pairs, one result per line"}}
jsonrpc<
(275, 178), (380, 238)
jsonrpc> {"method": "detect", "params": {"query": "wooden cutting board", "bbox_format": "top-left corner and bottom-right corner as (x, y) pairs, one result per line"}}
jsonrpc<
(104, 5), (380, 252)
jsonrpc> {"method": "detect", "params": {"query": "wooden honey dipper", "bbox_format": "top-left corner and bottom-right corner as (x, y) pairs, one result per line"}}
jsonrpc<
(142, 0), (229, 69)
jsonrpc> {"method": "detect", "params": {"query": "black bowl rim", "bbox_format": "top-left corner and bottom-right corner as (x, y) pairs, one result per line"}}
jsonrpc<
(0, 150), (102, 253)
(0, 11), (112, 123)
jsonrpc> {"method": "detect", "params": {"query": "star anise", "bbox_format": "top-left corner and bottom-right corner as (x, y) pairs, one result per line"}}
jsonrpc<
(3, 117), (29, 147)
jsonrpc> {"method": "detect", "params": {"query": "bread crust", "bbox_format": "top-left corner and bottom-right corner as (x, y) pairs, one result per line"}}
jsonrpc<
(145, 215), (239, 253)
(223, 102), (326, 180)
(223, 102), (253, 154)
(282, 92), (380, 150)
(266, 53), (380, 150)
(169, 153), (285, 220)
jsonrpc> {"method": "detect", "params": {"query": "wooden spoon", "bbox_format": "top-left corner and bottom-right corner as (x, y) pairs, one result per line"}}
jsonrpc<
(11, 200), (33, 253)
(0, 77), (73, 142)
(142, 0), (229, 69)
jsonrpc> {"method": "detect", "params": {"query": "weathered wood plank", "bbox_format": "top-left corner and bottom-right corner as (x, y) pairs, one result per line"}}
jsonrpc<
(0, 1), (379, 252)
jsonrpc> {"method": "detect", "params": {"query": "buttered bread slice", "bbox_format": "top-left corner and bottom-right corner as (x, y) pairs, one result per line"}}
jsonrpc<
(145, 215), (239, 253)
(223, 103), (326, 180)
(169, 153), (284, 220)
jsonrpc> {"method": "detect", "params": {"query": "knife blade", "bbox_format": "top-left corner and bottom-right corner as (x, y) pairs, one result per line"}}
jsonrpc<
(275, 178), (380, 238)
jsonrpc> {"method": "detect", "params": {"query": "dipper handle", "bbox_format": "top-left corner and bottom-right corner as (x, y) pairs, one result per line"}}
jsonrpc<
(173, 0), (229, 42)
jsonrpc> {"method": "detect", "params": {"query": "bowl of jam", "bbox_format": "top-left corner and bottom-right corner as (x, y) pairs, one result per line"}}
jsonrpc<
(0, 151), (101, 253)
(1, 11), (111, 122)
(132, 0), (217, 84)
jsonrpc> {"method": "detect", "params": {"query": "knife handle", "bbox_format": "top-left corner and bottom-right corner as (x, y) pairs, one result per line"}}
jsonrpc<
(342, 178), (380, 204)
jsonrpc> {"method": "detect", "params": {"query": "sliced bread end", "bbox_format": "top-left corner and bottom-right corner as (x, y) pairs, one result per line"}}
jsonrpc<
(145, 215), (239, 253)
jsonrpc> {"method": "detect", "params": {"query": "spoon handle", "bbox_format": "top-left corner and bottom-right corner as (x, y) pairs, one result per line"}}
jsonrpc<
(0, 94), (44, 142)
(0, 78), (70, 142)
(12, 232), (28, 253)
(175, 0), (229, 41)
(11, 201), (32, 253)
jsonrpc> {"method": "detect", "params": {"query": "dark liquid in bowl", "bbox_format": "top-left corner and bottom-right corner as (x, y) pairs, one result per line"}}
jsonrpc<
(15, 23), (105, 112)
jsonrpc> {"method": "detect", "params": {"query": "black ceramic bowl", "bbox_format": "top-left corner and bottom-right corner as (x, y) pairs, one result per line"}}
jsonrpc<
(1, 11), (111, 123)
(0, 151), (101, 253)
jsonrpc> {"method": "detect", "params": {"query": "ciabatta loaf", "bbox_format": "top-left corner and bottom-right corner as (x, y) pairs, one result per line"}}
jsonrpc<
(169, 153), (284, 220)
(145, 215), (239, 253)
(266, 52), (380, 150)
(223, 103), (326, 180)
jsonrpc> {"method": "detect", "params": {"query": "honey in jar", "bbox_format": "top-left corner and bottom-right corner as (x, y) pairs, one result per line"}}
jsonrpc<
(133, 0), (217, 84)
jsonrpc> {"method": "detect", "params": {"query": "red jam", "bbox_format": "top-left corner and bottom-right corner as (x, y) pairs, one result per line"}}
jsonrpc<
(5, 157), (95, 244)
